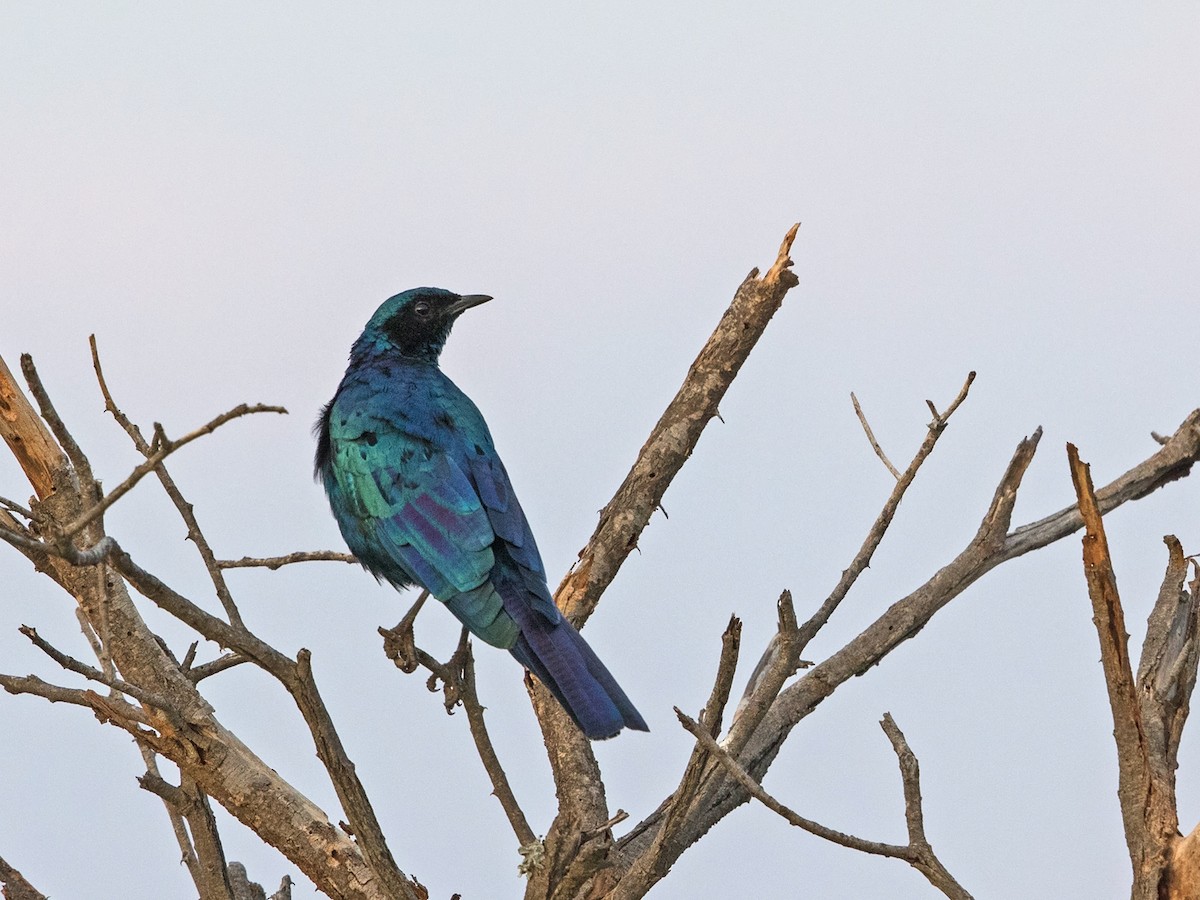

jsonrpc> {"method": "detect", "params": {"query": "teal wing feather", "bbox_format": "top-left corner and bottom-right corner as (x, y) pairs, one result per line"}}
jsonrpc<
(323, 396), (518, 646)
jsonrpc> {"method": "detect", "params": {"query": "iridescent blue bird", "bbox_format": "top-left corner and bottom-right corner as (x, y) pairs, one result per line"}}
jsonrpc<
(315, 288), (648, 739)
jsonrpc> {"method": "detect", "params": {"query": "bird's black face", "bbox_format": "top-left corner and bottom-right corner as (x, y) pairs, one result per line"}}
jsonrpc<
(378, 288), (492, 360)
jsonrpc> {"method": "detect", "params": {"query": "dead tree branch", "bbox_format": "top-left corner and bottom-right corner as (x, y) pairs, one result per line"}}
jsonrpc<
(1069, 447), (1200, 900)
(0, 351), (422, 900)
(0, 856), (48, 900)
(674, 709), (971, 899)
(380, 617), (536, 849)
(554, 223), (801, 629)
(851, 391), (901, 479)
(520, 225), (803, 900)
(218, 551), (357, 570)
(602, 410), (1200, 897)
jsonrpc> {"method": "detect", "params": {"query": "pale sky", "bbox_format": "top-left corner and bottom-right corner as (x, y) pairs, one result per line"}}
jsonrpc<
(2, 5), (1199, 898)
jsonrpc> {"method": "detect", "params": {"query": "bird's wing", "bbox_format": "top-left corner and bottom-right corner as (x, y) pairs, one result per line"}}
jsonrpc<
(464, 451), (561, 623)
(330, 420), (496, 599)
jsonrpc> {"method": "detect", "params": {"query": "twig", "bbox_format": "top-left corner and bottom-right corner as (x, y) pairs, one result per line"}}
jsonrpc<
(59, 400), (287, 541)
(0, 673), (153, 729)
(0, 494), (35, 520)
(675, 709), (971, 899)
(796, 372), (976, 659)
(926, 372), (975, 425)
(188, 653), (249, 683)
(642, 617), (743, 880)
(851, 391), (901, 479)
(878, 713), (974, 899)
(217, 550), (358, 570)
(18, 624), (183, 722)
(381, 613), (535, 847)
(137, 744), (204, 890)
(20, 353), (96, 497)
(92, 337), (266, 627)
(726, 592), (798, 757)
(458, 635), (537, 847)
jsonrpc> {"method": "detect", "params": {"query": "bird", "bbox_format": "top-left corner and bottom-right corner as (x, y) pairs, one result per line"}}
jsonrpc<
(315, 287), (648, 740)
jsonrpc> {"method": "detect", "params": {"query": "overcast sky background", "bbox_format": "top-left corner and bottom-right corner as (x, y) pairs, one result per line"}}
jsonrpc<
(2, 5), (1198, 899)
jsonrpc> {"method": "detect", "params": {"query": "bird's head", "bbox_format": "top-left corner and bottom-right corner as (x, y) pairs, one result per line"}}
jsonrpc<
(356, 287), (492, 363)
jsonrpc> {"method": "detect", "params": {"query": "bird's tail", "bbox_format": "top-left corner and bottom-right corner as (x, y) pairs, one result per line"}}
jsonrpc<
(508, 611), (648, 741)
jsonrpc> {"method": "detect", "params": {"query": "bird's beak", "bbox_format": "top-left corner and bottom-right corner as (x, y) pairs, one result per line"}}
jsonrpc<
(447, 294), (493, 317)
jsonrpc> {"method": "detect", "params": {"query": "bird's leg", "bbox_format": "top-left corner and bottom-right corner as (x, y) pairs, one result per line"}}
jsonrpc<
(378, 589), (429, 674)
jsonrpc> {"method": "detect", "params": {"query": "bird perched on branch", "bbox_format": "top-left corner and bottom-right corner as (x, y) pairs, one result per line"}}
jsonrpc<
(315, 288), (648, 739)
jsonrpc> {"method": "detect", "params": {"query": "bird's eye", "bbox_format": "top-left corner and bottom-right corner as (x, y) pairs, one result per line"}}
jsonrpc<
(413, 301), (432, 318)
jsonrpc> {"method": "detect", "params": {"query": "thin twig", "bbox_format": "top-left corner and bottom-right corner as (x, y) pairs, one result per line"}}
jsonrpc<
(91, 337), (257, 626)
(218, 551), (358, 570)
(18, 624), (183, 722)
(0, 494), (35, 520)
(188, 653), (249, 683)
(20, 353), (96, 496)
(380, 611), (535, 847)
(878, 713), (974, 899)
(676, 709), (972, 899)
(726, 592), (799, 757)
(59, 400), (287, 541)
(851, 392), (901, 479)
(677, 708), (904, 855)
(797, 372), (976, 657)
(646, 617), (744, 876)
(137, 744), (204, 889)
(0, 674), (153, 728)
(458, 634), (537, 847)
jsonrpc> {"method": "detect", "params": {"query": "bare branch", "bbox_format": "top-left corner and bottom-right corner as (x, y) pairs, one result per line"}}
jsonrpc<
(59, 401), (287, 542)
(458, 636), (537, 847)
(554, 223), (801, 628)
(18, 624), (182, 722)
(188, 653), (249, 683)
(611, 412), (1200, 888)
(675, 709), (971, 899)
(0, 494), (35, 520)
(878, 713), (974, 899)
(1136, 542), (1200, 783)
(1067, 444), (1155, 878)
(217, 551), (358, 570)
(0, 352), (419, 900)
(91, 337), (253, 626)
(381, 614), (536, 849)
(19, 353), (96, 497)
(136, 745), (206, 893)
(851, 391), (901, 479)
(797, 371), (976, 655)
(726, 592), (799, 757)
(0, 856), (49, 900)
(637, 617), (744, 887)
(526, 228), (803, 899)
(1005, 410), (1200, 559)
